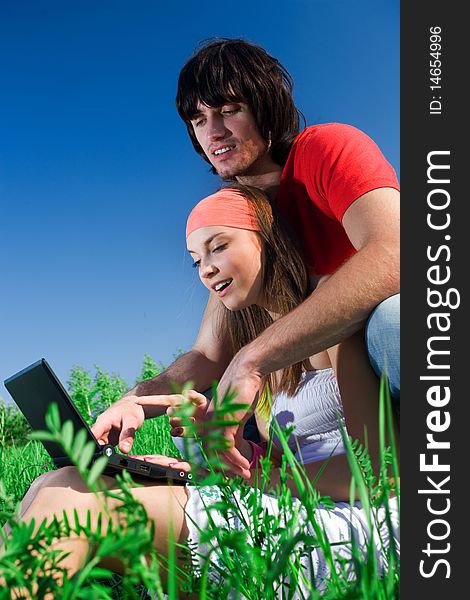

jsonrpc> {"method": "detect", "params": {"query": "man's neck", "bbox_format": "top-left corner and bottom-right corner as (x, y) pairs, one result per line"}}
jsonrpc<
(235, 167), (282, 202)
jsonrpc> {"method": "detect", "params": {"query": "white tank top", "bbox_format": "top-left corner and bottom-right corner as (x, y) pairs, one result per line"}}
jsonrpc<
(269, 368), (346, 464)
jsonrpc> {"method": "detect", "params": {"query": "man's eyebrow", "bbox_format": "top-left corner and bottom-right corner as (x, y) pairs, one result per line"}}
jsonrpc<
(188, 232), (227, 254)
(189, 106), (208, 120)
(189, 100), (244, 121)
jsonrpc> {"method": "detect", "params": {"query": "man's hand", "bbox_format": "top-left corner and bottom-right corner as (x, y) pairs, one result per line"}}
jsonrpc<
(167, 373), (260, 480)
(204, 351), (263, 480)
(91, 397), (145, 453)
(91, 394), (185, 453)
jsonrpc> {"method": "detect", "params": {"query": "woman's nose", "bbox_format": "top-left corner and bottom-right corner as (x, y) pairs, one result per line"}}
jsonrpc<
(200, 260), (218, 279)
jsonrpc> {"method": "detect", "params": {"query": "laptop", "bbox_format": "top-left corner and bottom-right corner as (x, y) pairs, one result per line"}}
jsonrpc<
(4, 358), (192, 485)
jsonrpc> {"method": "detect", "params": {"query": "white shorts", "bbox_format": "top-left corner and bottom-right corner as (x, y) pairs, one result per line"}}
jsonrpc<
(184, 484), (399, 598)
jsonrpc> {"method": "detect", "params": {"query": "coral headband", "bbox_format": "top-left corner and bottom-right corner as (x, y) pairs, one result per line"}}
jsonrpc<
(186, 188), (259, 239)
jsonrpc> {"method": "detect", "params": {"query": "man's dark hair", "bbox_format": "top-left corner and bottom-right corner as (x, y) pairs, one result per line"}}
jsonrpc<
(176, 38), (304, 170)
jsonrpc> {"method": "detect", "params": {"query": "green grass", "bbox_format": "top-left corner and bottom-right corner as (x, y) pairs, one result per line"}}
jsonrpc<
(0, 357), (400, 599)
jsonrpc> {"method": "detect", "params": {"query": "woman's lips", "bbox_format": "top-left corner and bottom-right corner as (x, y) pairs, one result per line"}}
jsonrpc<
(217, 280), (233, 297)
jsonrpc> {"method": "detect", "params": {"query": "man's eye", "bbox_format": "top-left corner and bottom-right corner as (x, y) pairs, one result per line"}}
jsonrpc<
(222, 108), (238, 116)
(193, 118), (205, 127)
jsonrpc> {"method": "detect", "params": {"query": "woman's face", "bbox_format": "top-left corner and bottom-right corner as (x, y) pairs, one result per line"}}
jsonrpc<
(187, 225), (264, 311)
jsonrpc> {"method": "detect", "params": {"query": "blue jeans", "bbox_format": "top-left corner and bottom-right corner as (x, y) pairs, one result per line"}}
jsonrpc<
(365, 294), (400, 400)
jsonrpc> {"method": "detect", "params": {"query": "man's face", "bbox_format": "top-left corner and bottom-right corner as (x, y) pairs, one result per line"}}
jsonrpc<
(190, 102), (272, 179)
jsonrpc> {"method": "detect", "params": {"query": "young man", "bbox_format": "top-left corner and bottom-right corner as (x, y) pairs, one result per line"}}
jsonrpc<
(92, 39), (399, 478)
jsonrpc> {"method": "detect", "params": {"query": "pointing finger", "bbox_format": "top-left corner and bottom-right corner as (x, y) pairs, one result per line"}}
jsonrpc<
(118, 416), (139, 453)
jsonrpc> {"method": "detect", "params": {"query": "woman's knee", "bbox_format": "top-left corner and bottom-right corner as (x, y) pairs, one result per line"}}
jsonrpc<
(33, 466), (88, 492)
(25, 467), (98, 519)
(23, 467), (75, 503)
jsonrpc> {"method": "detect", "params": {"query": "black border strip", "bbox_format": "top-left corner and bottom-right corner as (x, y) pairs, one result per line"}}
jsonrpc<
(401, 3), (464, 597)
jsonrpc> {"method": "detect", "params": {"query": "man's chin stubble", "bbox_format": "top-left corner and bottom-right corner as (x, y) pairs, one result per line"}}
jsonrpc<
(216, 162), (255, 180)
(215, 167), (241, 181)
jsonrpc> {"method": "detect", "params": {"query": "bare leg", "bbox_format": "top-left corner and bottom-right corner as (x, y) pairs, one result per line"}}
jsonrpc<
(2, 470), (54, 540)
(4, 466), (190, 581)
(329, 329), (400, 473)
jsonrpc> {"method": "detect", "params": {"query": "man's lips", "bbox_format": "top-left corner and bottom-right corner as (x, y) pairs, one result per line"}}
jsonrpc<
(211, 144), (236, 159)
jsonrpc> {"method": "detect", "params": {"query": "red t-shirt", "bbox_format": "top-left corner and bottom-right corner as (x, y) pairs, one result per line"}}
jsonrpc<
(276, 123), (400, 275)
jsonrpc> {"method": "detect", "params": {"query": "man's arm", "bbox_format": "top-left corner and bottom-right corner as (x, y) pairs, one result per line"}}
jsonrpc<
(226, 187), (398, 379)
(129, 294), (231, 408)
(91, 294), (232, 450)
(209, 187), (400, 477)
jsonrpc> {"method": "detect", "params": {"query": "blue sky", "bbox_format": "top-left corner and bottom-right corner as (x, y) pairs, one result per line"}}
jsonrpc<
(0, 0), (399, 398)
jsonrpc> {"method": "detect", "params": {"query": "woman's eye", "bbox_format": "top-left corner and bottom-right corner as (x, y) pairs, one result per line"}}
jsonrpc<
(212, 244), (226, 253)
(192, 260), (201, 269)
(193, 118), (205, 127)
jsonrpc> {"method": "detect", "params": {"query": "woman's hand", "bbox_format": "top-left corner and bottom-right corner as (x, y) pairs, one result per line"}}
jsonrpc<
(167, 389), (257, 479)
(91, 393), (191, 454)
(130, 454), (192, 472)
(166, 389), (210, 437)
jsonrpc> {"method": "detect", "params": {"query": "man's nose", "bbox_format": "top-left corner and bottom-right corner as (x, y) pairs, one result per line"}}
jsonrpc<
(207, 115), (227, 141)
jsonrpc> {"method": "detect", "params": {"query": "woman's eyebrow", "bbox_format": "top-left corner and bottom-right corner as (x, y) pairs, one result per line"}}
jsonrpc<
(188, 232), (227, 254)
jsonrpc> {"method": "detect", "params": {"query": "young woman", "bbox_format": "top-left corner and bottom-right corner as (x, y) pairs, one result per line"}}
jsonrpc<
(7, 186), (399, 595)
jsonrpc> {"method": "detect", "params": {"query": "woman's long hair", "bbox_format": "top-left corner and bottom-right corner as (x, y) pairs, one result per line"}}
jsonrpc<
(216, 185), (310, 415)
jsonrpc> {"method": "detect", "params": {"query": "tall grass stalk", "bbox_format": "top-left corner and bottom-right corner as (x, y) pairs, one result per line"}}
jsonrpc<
(0, 360), (399, 598)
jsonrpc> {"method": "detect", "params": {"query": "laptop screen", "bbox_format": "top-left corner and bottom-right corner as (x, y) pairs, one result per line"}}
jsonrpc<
(4, 359), (100, 462)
